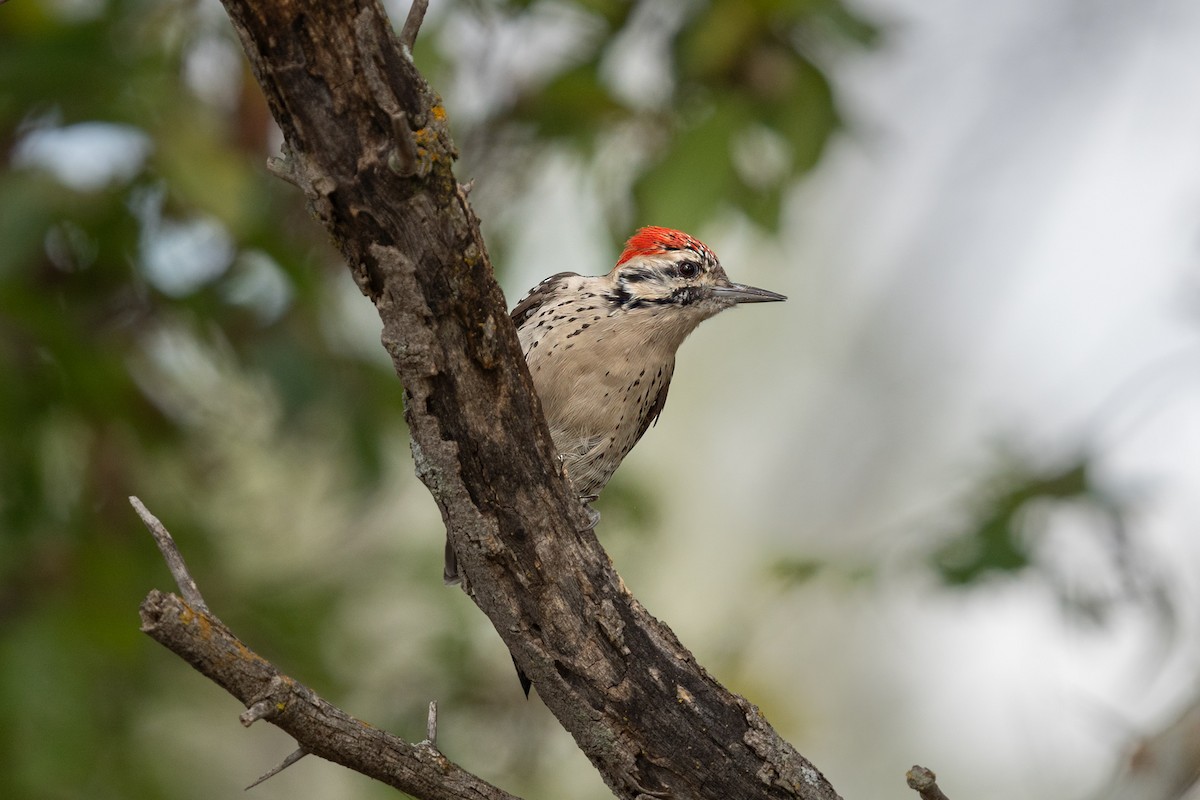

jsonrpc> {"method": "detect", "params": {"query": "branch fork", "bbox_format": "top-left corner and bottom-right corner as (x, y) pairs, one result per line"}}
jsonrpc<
(132, 496), (517, 800)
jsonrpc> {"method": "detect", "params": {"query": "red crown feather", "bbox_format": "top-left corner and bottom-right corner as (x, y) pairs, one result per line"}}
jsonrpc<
(616, 226), (715, 266)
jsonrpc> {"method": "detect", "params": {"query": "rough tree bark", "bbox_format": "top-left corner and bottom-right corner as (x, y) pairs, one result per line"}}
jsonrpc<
(154, 0), (844, 798)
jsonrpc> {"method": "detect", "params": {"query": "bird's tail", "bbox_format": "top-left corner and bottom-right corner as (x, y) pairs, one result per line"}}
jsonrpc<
(443, 539), (460, 585)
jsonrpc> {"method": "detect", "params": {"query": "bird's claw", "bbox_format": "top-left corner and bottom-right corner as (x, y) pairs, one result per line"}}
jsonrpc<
(580, 497), (601, 530)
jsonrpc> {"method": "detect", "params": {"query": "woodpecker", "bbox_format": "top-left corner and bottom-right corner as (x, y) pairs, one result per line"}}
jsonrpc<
(444, 226), (785, 589)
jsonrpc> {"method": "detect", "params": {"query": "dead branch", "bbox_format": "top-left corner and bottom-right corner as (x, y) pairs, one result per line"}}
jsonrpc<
(398, 0), (428, 51)
(131, 496), (208, 613)
(906, 766), (952, 800)
(135, 500), (520, 800)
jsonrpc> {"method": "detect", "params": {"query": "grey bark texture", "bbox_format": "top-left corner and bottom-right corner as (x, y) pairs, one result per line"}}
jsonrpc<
(140, 590), (521, 800)
(150, 0), (848, 797)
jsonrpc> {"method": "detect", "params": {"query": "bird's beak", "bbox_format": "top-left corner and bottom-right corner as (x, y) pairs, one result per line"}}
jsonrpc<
(712, 282), (787, 303)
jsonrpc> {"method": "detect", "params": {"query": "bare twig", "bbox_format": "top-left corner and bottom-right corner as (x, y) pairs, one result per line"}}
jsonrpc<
(399, 0), (429, 51)
(135, 502), (522, 800)
(907, 765), (951, 800)
(246, 747), (309, 790)
(425, 701), (438, 747)
(265, 154), (302, 188)
(241, 675), (286, 727)
(130, 496), (208, 613)
(240, 699), (275, 727)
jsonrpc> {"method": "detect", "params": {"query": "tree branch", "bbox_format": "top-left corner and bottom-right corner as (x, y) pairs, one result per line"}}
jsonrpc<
(245, 748), (308, 791)
(166, 1), (848, 797)
(398, 0), (429, 51)
(131, 496), (209, 614)
(140, 591), (523, 799)
(906, 766), (952, 800)
(134, 499), (521, 800)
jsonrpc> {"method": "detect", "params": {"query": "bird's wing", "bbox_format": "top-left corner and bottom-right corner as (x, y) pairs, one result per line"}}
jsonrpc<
(510, 272), (579, 327)
(632, 361), (673, 447)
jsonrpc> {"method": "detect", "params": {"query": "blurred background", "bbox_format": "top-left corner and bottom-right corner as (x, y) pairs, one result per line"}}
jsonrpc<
(3, 0), (1200, 798)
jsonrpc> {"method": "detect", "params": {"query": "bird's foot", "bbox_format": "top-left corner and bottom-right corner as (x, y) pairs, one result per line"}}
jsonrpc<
(580, 496), (601, 530)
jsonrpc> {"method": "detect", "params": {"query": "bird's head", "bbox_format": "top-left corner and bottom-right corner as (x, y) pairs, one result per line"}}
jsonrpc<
(605, 227), (786, 321)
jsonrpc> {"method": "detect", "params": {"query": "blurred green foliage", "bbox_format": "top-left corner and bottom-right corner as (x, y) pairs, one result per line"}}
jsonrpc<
(0, 0), (874, 797)
(444, 0), (875, 237)
(933, 458), (1099, 585)
(930, 451), (1169, 629)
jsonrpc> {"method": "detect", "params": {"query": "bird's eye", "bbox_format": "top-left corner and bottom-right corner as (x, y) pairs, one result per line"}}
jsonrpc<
(678, 262), (699, 279)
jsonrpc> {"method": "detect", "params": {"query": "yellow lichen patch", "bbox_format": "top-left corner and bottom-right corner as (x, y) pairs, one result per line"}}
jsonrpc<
(179, 603), (214, 639)
(233, 638), (270, 666)
(430, 104), (447, 122)
(413, 127), (436, 147)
